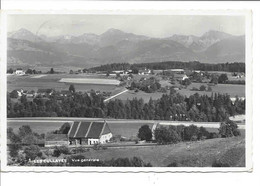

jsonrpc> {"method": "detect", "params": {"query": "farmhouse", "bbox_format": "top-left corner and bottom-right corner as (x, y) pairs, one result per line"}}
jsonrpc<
(174, 74), (189, 81)
(45, 133), (69, 147)
(168, 69), (184, 74)
(15, 69), (25, 75)
(68, 121), (113, 145)
(230, 97), (245, 104)
(138, 68), (151, 75)
(37, 89), (54, 97)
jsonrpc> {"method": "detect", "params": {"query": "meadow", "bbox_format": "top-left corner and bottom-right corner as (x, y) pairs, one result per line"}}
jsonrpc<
(179, 82), (245, 97)
(7, 74), (118, 92)
(7, 119), (221, 139)
(80, 136), (245, 167)
(111, 82), (245, 103)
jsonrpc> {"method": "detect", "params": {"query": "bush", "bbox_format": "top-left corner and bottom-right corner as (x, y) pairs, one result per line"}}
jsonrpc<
(137, 125), (152, 141)
(199, 85), (207, 91)
(53, 146), (70, 157)
(9, 144), (21, 158)
(108, 157), (152, 167)
(71, 146), (89, 154)
(23, 145), (42, 160)
(154, 126), (181, 144)
(218, 120), (240, 138)
(167, 162), (178, 167)
(183, 125), (199, 141)
(209, 132), (219, 139)
(212, 160), (230, 167)
(198, 127), (210, 140)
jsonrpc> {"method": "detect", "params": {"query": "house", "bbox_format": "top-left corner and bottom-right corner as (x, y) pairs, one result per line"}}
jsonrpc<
(24, 90), (36, 98)
(59, 90), (72, 97)
(168, 69), (184, 74)
(174, 74), (189, 81)
(15, 69), (25, 75)
(37, 89), (54, 97)
(13, 89), (24, 97)
(68, 121), (113, 145)
(230, 97), (245, 104)
(45, 133), (69, 147)
(138, 68), (151, 75)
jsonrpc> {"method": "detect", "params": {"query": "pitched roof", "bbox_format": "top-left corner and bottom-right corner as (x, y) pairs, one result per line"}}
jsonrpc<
(45, 133), (68, 141)
(68, 121), (111, 139)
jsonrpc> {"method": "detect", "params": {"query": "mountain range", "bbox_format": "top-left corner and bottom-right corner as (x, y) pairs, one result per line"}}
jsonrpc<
(7, 28), (245, 68)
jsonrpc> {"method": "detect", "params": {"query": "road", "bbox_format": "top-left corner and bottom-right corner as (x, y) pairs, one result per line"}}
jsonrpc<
(104, 89), (129, 102)
(7, 117), (245, 129)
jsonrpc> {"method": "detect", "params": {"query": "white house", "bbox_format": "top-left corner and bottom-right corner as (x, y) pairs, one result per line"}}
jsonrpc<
(15, 69), (25, 75)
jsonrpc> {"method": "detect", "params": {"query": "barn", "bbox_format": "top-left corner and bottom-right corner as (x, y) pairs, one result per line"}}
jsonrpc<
(68, 121), (113, 145)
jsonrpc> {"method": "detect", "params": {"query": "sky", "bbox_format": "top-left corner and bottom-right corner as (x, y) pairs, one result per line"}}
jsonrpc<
(7, 14), (245, 38)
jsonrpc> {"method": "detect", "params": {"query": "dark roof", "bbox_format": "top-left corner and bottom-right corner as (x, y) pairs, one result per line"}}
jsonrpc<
(45, 133), (68, 141)
(87, 122), (104, 138)
(68, 121), (111, 139)
(75, 121), (91, 138)
(68, 121), (80, 138)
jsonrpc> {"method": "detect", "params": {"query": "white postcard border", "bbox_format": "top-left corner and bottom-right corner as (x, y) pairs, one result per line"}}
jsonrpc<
(0, 9), (253, 172)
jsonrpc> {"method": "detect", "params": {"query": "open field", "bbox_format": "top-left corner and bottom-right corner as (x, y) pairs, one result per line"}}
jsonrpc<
(59, 78), (120, 85)
(7, 120), (153, 138)
(112, 90), (166, 103)
(110, 82), (245, 102)
(7, 74), (118, 92)
(8, 117), (246, 138)
(79, 136), (245, 167)
(179, 82), (245, 97)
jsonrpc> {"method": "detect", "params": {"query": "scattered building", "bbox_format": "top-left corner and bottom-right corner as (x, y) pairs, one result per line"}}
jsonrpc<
(59, 90), (72, 97)
(15, 69), (25, 75)
(138, 68), (151, 75)
(230, 97), (245, 104)
(229, 114), (245, 124)
(174, 74), (189, 81)
(68, 121), (113, 145)
(168, 69), (185, 74)
(13, 89), (24, 97)
(37, 89), (54, 97)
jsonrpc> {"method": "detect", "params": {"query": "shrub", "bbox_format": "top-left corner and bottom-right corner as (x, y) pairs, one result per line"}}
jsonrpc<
(212, 160), (230, 167)
(9, 144), (21, 158)
(53, 146), (70, 157)
(199, 85), (207, 91)
(154, 126), (181, 144)
(198, 127), (210, 140)
(209, 132), (219, 139)
(218, 120), (240, 138)
(167, 162), (178, 167)
(137, 125), (152, 141)
(23, 145), (42, 160)
(183, 125), (199, 141)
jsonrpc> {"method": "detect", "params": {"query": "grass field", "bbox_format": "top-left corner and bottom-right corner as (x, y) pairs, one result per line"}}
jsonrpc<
(79, 136), (245, 167)
(7, 120), (221, 139)
(179, 82), (245, 97)
(7, 74), (118, 92)
(113, 90), (166, 103)
(7, 120), (154, 138)
(59, 78), (120, 85)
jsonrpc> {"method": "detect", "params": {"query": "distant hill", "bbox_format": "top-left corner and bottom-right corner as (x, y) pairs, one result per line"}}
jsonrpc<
(7, 28), (245, 68)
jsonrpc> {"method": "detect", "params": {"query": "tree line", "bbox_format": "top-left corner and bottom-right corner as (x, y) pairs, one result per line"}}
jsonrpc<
(88, 61), (245, 73)
(7, 89), (245, 122)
